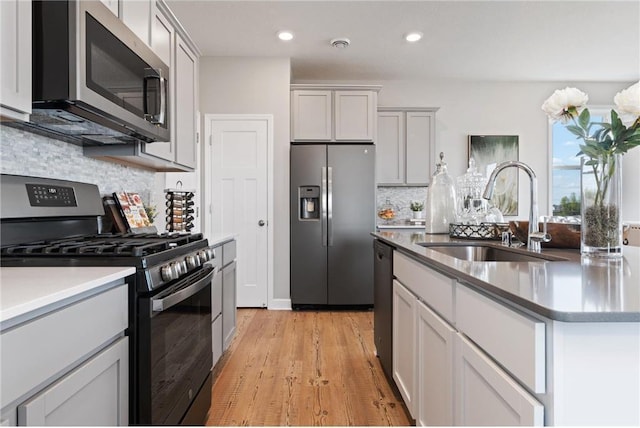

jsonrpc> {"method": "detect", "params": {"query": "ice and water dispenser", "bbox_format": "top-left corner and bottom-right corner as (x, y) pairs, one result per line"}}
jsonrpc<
(298, 186), (320, 220)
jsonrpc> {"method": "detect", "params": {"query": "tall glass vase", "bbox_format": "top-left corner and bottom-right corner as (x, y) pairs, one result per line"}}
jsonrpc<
(580, 153), (623, 258)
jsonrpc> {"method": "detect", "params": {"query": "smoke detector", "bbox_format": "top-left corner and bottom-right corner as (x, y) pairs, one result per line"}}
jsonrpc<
(330, 38), (351, 49)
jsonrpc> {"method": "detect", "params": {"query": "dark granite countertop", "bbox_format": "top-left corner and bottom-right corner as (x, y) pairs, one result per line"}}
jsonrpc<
(373, 231), (640, 322)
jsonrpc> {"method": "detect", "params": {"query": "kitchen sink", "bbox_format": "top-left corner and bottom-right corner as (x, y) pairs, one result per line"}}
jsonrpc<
(417, 243), (566, 262)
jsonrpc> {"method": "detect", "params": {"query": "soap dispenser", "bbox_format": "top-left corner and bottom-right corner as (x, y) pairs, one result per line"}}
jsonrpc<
(425, 152), (458, 234)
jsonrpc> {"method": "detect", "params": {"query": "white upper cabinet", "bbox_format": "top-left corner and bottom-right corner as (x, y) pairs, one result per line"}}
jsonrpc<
(144, 5), (175, 162)
(291, 85), (381, 142)
(334, 90), (376, 141)
(99, 0), (119, 16)
(0, 0), (31, 121)
(291, 90), (333, 141)
(143, 1), (198, 170)
(174, 34), (197, 169)
(120, 0), (153, 46)
(377, 108), (438, 186)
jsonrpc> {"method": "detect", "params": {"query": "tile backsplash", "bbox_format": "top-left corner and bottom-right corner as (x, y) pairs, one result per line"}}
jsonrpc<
(377, 186), (428, 223)
(1, 125), (157, 203)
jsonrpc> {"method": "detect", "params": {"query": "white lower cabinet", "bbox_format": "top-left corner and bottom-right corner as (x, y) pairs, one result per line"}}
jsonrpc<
(211, 263), (223, 367)
(455, 334), (544, 426)
(392, 280), (417, 417)
(17, 337), (128, 426)
(392, 251), (543, 426)
(1, 283), (128, 426)
(416, 300), (455, 426)
(222, 259), (237, 350)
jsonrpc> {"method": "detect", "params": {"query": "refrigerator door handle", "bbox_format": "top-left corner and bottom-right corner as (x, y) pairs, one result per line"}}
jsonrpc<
(327, 166), (333, 246)
(321, 166), (328, 247)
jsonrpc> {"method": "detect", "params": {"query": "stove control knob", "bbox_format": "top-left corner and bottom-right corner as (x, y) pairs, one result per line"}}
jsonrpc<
(161, 264), (176, 281)
(175, 261), (187, 276)
(197, 250), (210, 262)
(206, 248), (216, 260)
(186, 255), (200, 269)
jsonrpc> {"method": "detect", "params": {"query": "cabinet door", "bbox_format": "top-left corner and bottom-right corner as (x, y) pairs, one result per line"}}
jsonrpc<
(222, 260), (237, 350)
(334, 91), (376, 141)
(291, 90), (332, 141)
(455, 334), (544, 426)
(120, 0), (152, 46)
(174, 35), (197, 168)
(99, 0), (118, 16)
(376, 111), (405, 184)
(0, 0), (31, 119)
(405, 111), (434, 184)
(416, 300), (455, 427)
(392, 280), (417, 417)
(18, 337), (128, 426)
(144, 6), (174, 161)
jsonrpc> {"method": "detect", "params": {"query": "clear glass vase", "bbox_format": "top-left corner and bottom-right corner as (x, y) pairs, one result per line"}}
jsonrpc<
(580, 153), (623, 258)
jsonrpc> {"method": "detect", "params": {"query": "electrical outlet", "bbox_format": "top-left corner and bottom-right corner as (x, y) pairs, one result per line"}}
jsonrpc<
(623, 222), (640, 247)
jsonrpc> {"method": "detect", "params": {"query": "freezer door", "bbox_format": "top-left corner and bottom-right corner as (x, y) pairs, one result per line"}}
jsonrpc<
(290, 144), (328, 305)
(327, 144), (375, 305)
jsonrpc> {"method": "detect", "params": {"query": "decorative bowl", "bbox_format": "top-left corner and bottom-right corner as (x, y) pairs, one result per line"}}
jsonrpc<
(509, 221), (581, 249)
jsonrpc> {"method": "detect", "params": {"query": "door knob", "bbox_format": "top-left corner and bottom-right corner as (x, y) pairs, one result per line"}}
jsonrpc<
(258, 220), (266, 226)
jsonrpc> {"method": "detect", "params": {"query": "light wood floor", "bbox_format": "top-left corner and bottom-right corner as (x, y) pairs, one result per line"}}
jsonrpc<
(206, 309), (412, 426)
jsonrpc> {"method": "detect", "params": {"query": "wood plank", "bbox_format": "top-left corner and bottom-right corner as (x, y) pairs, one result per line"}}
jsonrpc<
(206, 309), (411, 426)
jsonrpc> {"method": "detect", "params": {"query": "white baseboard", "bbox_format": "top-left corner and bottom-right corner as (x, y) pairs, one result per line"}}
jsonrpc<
(268, 298), (292, 310)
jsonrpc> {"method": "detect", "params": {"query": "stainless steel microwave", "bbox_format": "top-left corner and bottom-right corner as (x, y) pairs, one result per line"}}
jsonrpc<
(30, 0), (170, 145)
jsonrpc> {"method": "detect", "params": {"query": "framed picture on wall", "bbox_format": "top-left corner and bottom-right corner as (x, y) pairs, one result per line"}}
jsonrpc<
(468, 135), (519, 216)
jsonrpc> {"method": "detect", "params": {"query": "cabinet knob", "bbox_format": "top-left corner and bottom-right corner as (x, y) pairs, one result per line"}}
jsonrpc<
(258, 220), (266, 226)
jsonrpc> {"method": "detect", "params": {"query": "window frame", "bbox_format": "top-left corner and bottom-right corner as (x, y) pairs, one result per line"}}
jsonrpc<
(547, 105), (611, 216)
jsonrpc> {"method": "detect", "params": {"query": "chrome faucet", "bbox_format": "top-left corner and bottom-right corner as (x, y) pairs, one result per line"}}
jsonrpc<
(482, 161), (551, 252)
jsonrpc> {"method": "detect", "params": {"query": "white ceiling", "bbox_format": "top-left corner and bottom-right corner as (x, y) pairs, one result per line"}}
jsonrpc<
(165, 0), (640, 82)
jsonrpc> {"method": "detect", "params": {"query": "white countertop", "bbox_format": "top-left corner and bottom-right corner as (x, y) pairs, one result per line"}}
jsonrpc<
(208, 233), (236, 247)
(0, 266), (135, 329)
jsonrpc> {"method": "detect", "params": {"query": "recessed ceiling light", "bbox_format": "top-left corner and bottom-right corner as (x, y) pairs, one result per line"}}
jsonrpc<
(277, 31), (294, 41)
(405, 32), (423, 42)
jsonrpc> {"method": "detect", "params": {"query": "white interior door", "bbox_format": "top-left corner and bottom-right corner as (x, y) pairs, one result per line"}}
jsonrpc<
(204, 115), (270, 308)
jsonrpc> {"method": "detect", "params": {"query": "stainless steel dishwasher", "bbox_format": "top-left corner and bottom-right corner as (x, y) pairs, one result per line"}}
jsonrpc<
(373, 239), (394, 381)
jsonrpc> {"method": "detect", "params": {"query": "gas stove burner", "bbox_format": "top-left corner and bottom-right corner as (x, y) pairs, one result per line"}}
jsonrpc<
(1, 232), (206, 258)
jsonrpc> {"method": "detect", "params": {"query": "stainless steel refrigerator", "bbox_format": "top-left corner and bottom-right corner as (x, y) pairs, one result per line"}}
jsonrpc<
(290, 144), (375, 307)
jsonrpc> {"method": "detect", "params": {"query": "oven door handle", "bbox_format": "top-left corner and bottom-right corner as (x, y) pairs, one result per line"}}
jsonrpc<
(152, 266), (216, 313)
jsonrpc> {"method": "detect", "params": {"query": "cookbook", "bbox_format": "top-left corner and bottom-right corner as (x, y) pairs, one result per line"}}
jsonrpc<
(113, 192), (157, 233)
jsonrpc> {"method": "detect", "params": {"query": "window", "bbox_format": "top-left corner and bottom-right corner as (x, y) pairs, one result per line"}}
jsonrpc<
(548, 108), (608, 217)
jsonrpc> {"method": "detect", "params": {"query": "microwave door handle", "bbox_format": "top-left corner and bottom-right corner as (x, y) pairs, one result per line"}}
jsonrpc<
(152, 266), (216, 312)
(143, 69), (166, 126)
(156, 75), (167, 125)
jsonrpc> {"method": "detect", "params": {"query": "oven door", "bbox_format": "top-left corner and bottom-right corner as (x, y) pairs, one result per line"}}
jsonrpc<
(136, 265), (214, 425)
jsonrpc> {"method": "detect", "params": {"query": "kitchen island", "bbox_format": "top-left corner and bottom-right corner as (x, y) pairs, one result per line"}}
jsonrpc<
(373, 231), (640, 426)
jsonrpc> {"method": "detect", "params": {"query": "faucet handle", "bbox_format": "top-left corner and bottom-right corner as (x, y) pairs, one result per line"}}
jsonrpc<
(540, 216), (552, 243)
(530, 216), (552, 246)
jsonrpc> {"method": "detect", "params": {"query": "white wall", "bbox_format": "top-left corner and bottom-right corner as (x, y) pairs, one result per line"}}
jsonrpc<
(297, 79), (639, 222)
(199, 57), (291, 303)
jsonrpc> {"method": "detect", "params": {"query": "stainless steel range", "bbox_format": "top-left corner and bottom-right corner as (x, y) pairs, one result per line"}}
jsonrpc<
(0, 174), (215, 425)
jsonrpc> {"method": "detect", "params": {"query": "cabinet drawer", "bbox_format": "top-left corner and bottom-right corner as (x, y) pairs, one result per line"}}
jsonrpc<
(393, 252), (454, 323)
(1, 284), (127, 407)
(223, 240), (236, 266)
(211, 268), (222, 318)
(456, 334), (544, 426)
(456, 284), (545, 393)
